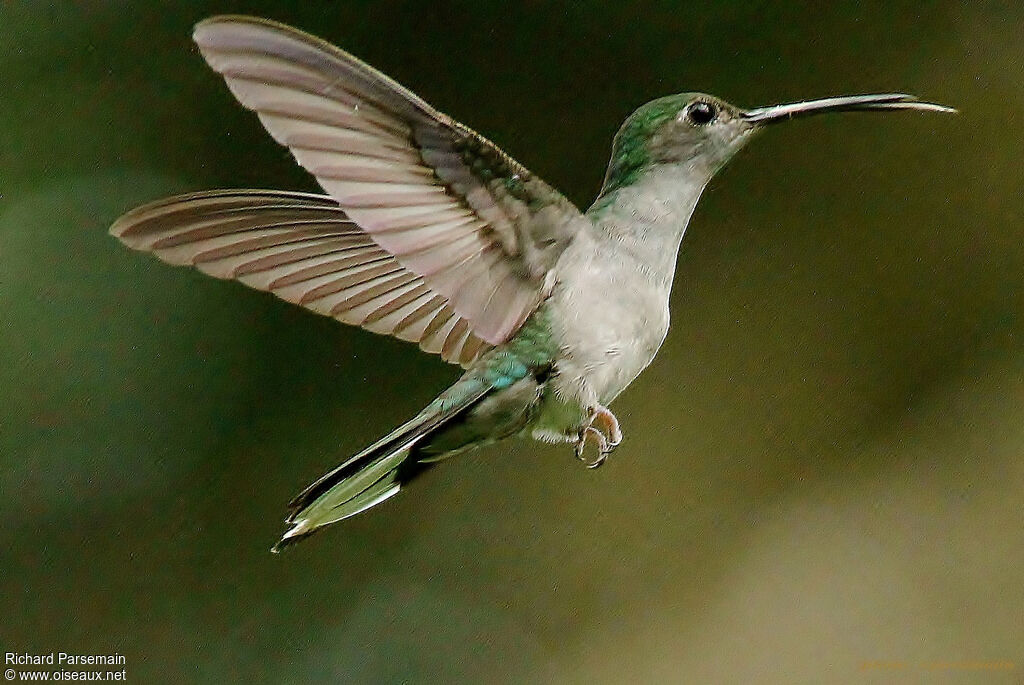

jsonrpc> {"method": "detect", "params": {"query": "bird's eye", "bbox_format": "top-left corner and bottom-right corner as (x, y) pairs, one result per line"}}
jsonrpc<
(686, 101), (717, 125)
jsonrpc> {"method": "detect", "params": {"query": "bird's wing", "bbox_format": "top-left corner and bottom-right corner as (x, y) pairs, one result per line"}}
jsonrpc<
(111, 190), (492, 366)
(190, 15), (585, 346)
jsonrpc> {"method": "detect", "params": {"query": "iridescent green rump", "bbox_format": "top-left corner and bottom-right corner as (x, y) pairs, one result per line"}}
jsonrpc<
(482, 306), (558, 389)
(434, 307), (558, 411)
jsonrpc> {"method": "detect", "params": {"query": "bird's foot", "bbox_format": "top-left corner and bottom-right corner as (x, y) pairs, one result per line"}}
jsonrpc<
(590, 404), (622, 447)
(575, 426), (609, 468)
(574, 404), (622, 469)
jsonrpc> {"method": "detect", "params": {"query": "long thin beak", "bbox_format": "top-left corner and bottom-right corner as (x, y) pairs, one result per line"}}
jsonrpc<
(742, 93), (956, 124)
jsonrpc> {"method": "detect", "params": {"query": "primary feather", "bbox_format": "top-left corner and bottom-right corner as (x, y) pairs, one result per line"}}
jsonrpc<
(110, 190), (490, 365)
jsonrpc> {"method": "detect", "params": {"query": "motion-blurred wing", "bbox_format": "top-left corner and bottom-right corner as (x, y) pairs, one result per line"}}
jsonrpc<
(111, 190), (490, 366)
(191, 15), (583, 345)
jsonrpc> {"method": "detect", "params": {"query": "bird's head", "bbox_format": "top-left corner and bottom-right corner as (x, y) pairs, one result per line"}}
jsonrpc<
(599, 92), (954, 196)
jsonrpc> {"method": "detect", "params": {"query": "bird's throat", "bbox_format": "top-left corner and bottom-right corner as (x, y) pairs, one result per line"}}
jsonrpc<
(587, 163), (708, 281)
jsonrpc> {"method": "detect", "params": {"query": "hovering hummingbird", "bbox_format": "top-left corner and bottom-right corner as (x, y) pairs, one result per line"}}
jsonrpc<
(111, 16), (954, 551)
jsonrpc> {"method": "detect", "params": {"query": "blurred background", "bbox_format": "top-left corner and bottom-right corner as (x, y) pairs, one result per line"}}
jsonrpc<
(2, 1), (1021, 682)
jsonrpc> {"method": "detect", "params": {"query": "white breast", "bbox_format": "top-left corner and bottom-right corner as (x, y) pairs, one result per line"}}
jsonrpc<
(545, 165), (705, 409)
(547, 239), (671, 406)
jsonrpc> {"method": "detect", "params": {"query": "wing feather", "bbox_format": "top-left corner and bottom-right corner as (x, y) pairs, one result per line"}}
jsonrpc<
(192, 16), (585, 345)
(111, 190), (489, 366)
(113, 15), (583, 369)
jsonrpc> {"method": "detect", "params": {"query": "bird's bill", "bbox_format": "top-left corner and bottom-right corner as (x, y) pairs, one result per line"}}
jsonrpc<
(742, 93), (956, 124)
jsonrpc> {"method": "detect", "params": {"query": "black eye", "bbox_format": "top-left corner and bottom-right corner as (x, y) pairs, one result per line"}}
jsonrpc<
(686, 101), (716, 125)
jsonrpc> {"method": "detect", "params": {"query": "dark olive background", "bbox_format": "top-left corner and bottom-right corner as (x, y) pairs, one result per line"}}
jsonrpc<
(2, 2), (1022, 683)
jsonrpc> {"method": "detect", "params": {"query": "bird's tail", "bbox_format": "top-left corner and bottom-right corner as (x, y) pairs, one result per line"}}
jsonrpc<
(272, 377), (491, 552)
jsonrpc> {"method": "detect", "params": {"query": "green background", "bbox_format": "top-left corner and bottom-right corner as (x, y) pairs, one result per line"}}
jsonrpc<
(2, 2), (1021, 682)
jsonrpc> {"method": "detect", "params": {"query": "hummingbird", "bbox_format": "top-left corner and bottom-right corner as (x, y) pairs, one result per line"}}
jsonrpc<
(110, 16), (954, 551)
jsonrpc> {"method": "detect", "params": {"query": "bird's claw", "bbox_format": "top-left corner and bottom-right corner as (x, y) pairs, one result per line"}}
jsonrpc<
(575, 426), (610, 468)
(574, 404), (622, 469)
(591, 405), (622, 447)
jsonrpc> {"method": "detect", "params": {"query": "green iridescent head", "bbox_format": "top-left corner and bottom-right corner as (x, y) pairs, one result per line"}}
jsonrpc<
(599, 92), (954, 196)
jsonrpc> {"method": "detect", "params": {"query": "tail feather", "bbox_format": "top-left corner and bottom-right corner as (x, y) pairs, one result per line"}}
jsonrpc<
(272, 462), (403, 552)
(272, 379), (491, 552)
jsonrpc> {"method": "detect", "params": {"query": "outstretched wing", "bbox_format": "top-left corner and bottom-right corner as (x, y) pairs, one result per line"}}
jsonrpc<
(111, 190), (492, 366)
(190, 15), (584, 345)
